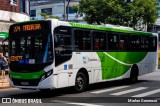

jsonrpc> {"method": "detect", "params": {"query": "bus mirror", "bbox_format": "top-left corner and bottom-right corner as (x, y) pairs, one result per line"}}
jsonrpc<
(2, 37), (9, 56)
(2, 37), (9, 44)
(2, 43), (6, 56)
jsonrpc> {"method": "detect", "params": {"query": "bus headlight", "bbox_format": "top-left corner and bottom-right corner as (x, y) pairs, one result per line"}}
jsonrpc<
(40, 69), (53, 81)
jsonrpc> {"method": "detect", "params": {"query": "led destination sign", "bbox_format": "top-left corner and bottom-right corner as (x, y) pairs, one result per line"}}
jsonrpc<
(13, 24), (41, 32)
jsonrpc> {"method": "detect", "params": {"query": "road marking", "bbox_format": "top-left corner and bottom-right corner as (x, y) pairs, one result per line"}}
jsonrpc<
(132, 89), (160, 97)
(66, 102), (103, 106)
(91, 86), (129, 94)
(110, 87), (147, 96)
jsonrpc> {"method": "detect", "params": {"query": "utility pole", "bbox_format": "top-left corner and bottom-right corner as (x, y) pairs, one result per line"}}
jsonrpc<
(64, 0), (66, 21)
(66, 0), (70, 21)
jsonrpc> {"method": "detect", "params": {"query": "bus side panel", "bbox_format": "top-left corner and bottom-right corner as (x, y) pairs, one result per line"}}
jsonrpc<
(148, 52), (158, 73)
(73, 52), (92, 84)
(56, 58), (74, 88)
(91, 52), (102, 83)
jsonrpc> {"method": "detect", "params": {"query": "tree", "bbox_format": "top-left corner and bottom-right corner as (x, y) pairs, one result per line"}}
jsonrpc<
(78, 0), (158, 30)
(39, 12), (59, 20)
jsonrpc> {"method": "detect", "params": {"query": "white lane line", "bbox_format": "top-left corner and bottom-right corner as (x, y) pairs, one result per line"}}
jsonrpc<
(110, 87), (147, 96)
(66, 103), (103, 106)
(91, 86), (129, 94)
(132, 89), (160, 97)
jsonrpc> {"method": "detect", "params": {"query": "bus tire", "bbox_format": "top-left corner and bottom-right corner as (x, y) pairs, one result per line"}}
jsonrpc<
(130, 65), (138, 83)
(74, 72), (87, 93)
(39, 89), (51, 92)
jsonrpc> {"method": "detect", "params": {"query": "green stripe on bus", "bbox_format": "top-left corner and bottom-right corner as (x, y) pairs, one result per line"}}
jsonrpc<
(0, 32), (8, 38)
(97, 52), (147, 80)
(69, 22), (152, 36)
(10, 70), (45, 80)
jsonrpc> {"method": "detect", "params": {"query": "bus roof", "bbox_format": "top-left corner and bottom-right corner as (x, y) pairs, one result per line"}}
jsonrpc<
(0, 32), (8, 38)
(11, 19), (152, 36)
(68, 22), (152, 36)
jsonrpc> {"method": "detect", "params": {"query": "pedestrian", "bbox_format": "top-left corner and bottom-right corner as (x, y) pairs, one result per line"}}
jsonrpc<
(0, 53), (8, 79)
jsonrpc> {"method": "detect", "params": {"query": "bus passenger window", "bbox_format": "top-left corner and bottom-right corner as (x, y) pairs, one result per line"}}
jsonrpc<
(131, 35), (141, 50)
(108, 33), (119, 51)
(149, 37), (157, 51)
(93, 32), (106, 50)
(74, 30), (91, 50)
(119, 34), (131, 51)
(141, 36), (149, 51)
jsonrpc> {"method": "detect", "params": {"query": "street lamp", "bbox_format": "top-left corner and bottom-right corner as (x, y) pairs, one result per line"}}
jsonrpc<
(66, 0), (71, 21)
(64, 0), (66, 21)
(64, 0), (71, 21)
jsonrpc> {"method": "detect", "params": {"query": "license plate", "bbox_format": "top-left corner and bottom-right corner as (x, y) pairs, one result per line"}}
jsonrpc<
(21, 82), (29, 85)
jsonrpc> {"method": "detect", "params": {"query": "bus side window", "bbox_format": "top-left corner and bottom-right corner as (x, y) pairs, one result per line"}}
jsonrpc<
(149, 37), (157, 51)
(119, 34), (131, 51)
(141, 36), (149, 51)
(93, 31), (106, 50)
(74, 29), (91, 51)
(108, 33), (119, 51)
(131, 35), (141, 51)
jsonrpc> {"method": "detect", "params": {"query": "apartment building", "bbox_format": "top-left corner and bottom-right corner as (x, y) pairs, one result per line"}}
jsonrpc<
(0, 0), (30, 33)
(30, 0), (84, 23)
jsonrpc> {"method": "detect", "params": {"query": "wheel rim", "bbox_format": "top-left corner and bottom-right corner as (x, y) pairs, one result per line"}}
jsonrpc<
(76, 75), (84, 90)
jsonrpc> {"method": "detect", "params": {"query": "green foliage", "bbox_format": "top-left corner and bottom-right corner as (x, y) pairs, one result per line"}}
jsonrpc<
(70, 5), (78, 12)
(78, 0), (158, 29)
(39, 12), (60, 20)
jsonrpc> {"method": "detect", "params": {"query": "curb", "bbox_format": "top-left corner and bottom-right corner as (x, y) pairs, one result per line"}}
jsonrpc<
(0, 86), (10, 89)
(0, 82), (10, 89)
(0, 75), (10, 89)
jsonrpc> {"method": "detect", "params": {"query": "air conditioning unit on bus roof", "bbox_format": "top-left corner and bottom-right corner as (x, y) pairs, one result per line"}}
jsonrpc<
(104, 24), (134, 31)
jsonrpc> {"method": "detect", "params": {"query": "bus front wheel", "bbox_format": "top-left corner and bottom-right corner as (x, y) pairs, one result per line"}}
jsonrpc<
(74, 72), (87, 93)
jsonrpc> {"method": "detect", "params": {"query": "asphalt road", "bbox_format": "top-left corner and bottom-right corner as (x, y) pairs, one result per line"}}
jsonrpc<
(1, 69), (160, 106)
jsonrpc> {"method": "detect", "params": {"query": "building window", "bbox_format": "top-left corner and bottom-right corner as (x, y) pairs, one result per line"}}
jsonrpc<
(20, 0), (26, 13)
(66, 6), (77, 14)
(30, 10), (36, 17)
(41, 8), (52, 15)
(10, 0), (18, 5)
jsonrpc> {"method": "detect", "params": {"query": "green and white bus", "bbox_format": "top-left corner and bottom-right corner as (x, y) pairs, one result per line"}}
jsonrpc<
(0, 32), (9, 55)
(8, 19), (158, 92)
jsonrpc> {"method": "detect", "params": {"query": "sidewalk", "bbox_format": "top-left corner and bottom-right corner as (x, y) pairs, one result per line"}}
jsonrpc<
(0, 75), (10, 89)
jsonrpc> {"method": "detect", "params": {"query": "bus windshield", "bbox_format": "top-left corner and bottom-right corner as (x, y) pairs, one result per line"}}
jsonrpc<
(9, 21), (53, 65)
(10, 31), (53, 64)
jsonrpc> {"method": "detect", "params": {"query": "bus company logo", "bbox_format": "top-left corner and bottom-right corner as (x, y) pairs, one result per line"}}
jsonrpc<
(82, 56), (88, 64)
(2, 98), (11, 103)
(82, 56), (99, 64)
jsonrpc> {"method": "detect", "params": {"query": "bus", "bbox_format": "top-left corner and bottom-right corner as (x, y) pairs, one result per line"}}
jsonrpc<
(0, 32), (9, 57)
(158, 33), (160, 66)
(8, 19), (158, 92)
(0, 32), (9, 72)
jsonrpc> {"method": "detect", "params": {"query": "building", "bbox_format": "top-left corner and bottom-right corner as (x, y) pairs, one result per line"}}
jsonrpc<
(30, 0), (84, 23)
(0, 0), (30, 54)
(0, 0), (30, 33)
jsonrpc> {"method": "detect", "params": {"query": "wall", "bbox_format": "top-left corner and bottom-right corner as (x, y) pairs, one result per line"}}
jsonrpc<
(0, 0), (20, 12)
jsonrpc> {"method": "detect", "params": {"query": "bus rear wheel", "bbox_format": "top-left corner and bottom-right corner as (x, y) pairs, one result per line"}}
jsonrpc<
(130, 66), (138, 83)
(74, 72), (87, 93)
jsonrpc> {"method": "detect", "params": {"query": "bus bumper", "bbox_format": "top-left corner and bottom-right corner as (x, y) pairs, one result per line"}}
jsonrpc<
(9, 75), (55, 90)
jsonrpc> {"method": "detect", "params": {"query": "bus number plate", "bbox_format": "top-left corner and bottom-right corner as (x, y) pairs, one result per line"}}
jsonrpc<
(21, 82), (29, 85)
